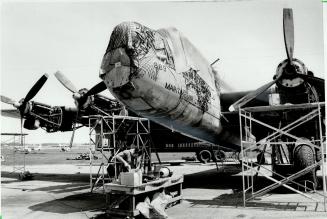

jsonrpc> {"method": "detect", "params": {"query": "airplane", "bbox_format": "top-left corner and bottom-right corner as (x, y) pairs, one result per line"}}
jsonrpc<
(1, 8), (324, 186)
(98, 9), (325, 187)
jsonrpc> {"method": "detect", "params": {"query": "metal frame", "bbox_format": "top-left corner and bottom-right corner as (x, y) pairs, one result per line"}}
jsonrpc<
(240, 102), (327, 210)
(88, 115), (151, 192)
(1, 133), (28, 174)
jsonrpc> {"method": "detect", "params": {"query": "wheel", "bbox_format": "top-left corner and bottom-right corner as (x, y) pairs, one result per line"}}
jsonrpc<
(196, 150), (212, 163)
(212, 150), (226, 162)
(293, 144), (317, 190)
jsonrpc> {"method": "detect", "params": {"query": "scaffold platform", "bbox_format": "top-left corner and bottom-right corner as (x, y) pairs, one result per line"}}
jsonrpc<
(88, 115), (152, 192)
(239, 102), (327, 211)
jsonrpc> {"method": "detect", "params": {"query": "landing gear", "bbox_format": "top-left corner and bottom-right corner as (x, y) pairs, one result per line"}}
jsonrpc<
(293, 144), (317, 190)
(271, 140), (319, 190)
(213, 150), (226, 162)
(196, 150), (211, 163)
(196, 149), (227, 163)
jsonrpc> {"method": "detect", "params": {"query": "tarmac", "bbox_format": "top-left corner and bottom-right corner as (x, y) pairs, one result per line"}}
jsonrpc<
(1, 150), (327, 219)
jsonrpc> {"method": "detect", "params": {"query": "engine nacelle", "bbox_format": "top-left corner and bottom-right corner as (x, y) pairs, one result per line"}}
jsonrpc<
(275, 58), (307, 89)
(23, 118), (40, 130)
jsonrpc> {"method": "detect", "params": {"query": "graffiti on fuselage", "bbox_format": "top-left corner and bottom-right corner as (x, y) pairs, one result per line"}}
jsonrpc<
(182, 68), (211, 112)
(162, 68), (211, 111)
(132, 25), (156, 60)
(165, 83), (182, 94)
(132, 24), (175, 69)
(146, 61), (166, 81)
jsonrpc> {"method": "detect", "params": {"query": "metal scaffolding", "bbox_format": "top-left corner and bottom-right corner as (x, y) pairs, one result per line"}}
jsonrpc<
(239, 102), (327, 210)
(88, 115), (151, 192)
(1, 133), (28, 174)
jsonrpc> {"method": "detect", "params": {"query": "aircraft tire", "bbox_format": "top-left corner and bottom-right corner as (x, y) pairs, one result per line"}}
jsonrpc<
(293, 144), (317, 190)
(197, 150), (212, 163)
(213, 150), (226, 162)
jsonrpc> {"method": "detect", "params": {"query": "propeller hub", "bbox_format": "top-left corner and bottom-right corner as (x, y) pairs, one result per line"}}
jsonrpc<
(18, 99), (31, 114)
(72, 92), (81, 100)
(275, 58), (307, 88)
(74, 88), (94, 109)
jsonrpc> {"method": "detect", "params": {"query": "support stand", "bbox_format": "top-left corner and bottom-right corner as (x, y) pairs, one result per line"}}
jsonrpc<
(89, 115), (151, 192)
(239, 102), (327, 211)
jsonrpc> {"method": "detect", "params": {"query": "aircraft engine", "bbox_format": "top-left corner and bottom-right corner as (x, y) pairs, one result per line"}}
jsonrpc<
(73, 88), (94, 109)
(23, 117), (40, 130)
(275, 58), (307, 89)
(228, 8), (324, 111)
(274, 58), (319, 104)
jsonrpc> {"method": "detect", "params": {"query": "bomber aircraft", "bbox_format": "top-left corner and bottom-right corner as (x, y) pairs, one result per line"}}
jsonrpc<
(98, 8), (324, 187)
(1, 8), (325, 187)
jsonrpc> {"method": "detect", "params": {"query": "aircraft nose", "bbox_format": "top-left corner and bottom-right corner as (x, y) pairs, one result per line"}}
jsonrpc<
(100, 22), (138, 88)
(106, 22), (136, 53)
(100, 47), (132, 88)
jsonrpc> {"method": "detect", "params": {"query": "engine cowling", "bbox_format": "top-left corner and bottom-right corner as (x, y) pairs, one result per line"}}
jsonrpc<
(23, 118), (40, 130)
(275, 58), (307, 89)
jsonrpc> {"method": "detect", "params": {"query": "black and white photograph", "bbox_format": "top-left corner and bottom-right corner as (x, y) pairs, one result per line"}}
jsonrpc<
(1, 0), (326, 218)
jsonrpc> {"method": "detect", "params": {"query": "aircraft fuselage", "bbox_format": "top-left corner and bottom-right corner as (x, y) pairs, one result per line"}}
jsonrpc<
(100, 22), (226, 144)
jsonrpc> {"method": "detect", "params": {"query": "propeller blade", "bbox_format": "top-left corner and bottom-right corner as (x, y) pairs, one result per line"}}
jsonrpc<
(69, 112), (79, 148)
(229, 74), (282, 112)
(301, 74), (325, 85)
(85, 81), (107, 97)
(54, 71), (78, 93)
(1, 95), (16, 105)
(23, 74), (49, 105)
(283, 8), (294, 64)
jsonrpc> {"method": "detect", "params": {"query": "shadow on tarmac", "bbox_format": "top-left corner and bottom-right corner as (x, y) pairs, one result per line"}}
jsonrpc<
(28, 192), (107, 214)
(2, 164), (326, 215)
(1, 171), (90, 184)
(183, 167), (325, 212)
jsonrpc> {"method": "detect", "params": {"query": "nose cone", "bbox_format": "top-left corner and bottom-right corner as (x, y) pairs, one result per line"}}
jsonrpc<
(105, 22), (137, 52)
(100, 22), (146, 88)
(100, 22), (137, 88)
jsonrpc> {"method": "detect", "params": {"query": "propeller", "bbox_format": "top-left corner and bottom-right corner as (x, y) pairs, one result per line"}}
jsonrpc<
(228, 73), (282, 112)
(228, 8), (324, 111)
(1, 74), (49, 147)
(1, 74), (49, 116)
(1, 95), (17, 106)
(283, 8), (294, 65)
(54, 71), (107, 109)
(85, 81), (107, 97)
(54, 71), (78, 93)
(19, 74), (49, 115)
(54, 71), (107, 147)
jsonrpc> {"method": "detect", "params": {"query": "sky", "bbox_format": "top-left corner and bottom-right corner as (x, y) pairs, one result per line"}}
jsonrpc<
(0, 0), (326, 144)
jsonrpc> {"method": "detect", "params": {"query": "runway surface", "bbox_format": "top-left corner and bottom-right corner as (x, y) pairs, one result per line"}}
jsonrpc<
(1, 147), (327, 219)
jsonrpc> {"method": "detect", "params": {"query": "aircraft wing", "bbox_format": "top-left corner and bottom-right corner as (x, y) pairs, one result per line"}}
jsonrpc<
(1, 109), (21, 119)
